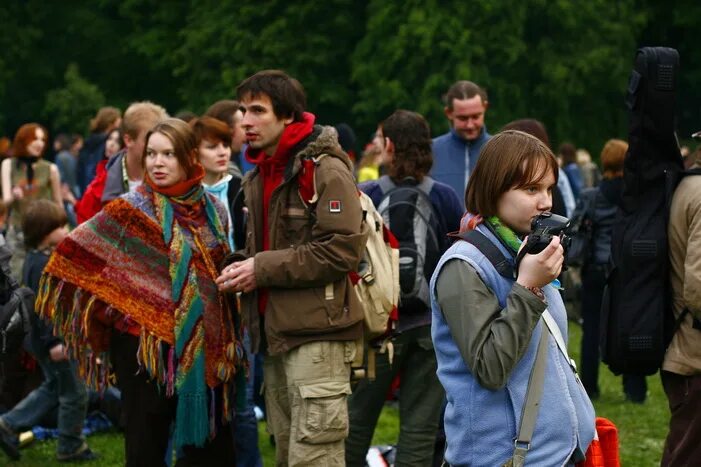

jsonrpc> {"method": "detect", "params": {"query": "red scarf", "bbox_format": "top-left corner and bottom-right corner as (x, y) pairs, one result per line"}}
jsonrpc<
(144, 164), (205, 197)
(245, 112), (315, 314)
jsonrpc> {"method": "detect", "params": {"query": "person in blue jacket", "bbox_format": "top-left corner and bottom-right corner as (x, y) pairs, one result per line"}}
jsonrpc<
(431, 80), (491, 205)
(430, 130), (595, 466)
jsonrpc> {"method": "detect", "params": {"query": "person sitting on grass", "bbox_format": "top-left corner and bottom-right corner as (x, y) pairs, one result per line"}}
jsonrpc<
(0, 199), (97, 462)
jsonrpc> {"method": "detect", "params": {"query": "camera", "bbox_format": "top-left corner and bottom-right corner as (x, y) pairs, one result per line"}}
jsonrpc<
(522, 212), (571, 255)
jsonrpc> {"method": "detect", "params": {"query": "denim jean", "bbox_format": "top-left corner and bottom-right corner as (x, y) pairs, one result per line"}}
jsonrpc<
(234, 329), (262, 467)
(0, 356), (87, 456)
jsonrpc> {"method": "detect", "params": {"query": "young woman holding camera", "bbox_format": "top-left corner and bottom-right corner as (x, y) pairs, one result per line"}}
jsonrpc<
(430, 130), (595, 466)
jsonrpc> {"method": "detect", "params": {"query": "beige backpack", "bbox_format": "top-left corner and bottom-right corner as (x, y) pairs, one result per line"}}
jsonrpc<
(350, 191), (400, 379)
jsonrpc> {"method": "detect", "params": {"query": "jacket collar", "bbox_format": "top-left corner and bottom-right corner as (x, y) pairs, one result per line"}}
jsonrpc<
(449, 126), (489, 146)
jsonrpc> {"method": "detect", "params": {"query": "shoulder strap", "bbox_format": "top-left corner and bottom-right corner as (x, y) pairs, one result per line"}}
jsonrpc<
(542, 309), (580, 378)
(377, 175), (395, 195)
(227, 175), (242, 211)
(586, 189), (599, 218)
(379, 177), (449, 247)
(684, 167), (701, 176)
(455, 230), (515, 279)
(511, 327), (549, 466)
(416, 176), (435, 195)
(511, 307), (586, 465)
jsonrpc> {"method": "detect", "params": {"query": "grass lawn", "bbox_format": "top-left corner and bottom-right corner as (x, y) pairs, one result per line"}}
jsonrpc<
(10, 322), (669, 465)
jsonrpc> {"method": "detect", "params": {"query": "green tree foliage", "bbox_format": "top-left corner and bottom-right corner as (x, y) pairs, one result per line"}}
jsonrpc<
(0, 0), (697, 154)
(352, 0), (644, 153)
(0, 2), (43, 131)
(43, 64), (106, 134)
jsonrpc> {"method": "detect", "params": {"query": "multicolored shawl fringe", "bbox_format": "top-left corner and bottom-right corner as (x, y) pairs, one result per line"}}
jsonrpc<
(36, 183), (247, 449)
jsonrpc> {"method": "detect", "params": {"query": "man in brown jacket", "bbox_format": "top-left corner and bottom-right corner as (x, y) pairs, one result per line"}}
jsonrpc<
(216, 70), (366, 466)
(662, 135), (701, 465)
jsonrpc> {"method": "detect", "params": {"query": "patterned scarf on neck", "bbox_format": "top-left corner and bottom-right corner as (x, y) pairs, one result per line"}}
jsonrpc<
(485, 216), (522, 254)
(153, 183), (226, 448)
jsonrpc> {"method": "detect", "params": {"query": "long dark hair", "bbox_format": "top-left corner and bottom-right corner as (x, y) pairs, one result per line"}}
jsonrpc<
(382, 110), (433, 182)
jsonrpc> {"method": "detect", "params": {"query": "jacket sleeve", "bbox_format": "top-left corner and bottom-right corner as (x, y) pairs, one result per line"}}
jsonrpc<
(684, 189), (701, 318)
(254, 158), (366, 288)
(435, 259), (546, 390)
(441, 186), (464, 234)
(25, 254), (62, 354)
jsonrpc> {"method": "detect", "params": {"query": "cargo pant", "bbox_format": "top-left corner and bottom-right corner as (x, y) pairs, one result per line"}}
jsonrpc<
(264, 340), (355, 467)
(345, 325), (444, 466)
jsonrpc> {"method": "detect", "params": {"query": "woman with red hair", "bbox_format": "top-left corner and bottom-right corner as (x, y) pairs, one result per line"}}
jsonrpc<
(1, 123), (63, 275)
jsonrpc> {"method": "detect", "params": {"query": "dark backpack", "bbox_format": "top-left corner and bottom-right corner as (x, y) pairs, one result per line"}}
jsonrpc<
(0, 269), (34, 356)
(566, 188), (598, 267)
(600, 46), (689, 376)
(376, 175), (447, 314)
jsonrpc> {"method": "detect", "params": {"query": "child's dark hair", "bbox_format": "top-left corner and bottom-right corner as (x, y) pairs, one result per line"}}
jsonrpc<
(22, 200), (67, 249)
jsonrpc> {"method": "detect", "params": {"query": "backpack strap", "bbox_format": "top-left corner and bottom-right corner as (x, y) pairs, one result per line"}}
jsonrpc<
(379, 175), (450, 250)
(227, 175), (242, 211)
(455, 230), (515, 280)
(684, 167), (701, 177)
(376, 175), (395, 195)
(416, 176), (435, 195)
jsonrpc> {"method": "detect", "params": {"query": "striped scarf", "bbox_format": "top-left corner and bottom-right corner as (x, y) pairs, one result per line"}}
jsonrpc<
(154, 183), (225, 448)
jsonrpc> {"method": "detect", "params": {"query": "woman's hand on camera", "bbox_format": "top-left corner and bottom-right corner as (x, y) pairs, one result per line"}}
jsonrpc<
(516, 235), (564, 289)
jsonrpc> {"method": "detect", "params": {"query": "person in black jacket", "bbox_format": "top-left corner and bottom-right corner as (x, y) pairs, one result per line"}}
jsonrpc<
(575, 139), (647, 402)
(0, 200), (96, 462)
(76, 107), (121, 194)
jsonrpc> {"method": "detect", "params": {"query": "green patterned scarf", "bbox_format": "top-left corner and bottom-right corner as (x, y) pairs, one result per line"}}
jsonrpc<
(154, 184), (227, 448)
(486, 216), (522, 254)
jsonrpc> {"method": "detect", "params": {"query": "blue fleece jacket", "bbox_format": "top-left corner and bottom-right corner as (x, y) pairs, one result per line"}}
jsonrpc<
(431, 127), (491, 206)
(430, 225), (595, 466)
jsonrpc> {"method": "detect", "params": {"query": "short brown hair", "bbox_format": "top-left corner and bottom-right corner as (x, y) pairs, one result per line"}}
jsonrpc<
(501, 119), (550, 148)
(189, 116), (231, 145)
(122, 101), (168, 139)
(558, 142), (577, 165)
(381, 110), (433, 182)
(89, 106), (121, 133)
(600, 139), (627, 179)
(443, 81), (488, 109)
(466, 130), (559, 216)
(22, 200), (67, 249)
(143, 118), (199, 178)
(236, 70), (306, 122)
(13, 123), (48, 158)
(205, 100), (240, 128)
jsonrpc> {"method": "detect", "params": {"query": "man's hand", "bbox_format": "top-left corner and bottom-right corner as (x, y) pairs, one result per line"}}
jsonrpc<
(49, 344), (69, 362)
(11, 186), (24, 201)
(216, 257), (257, 293)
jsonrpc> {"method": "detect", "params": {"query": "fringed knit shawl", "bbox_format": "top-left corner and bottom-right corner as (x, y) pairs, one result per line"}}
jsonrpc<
(36, 183), (245, 449)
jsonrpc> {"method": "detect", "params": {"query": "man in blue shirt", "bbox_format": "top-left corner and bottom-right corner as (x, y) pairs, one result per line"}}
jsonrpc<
(431, 81), (491, 204)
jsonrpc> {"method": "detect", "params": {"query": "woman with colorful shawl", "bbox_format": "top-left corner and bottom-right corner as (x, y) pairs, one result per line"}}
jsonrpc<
(36, 118), (245, 466)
